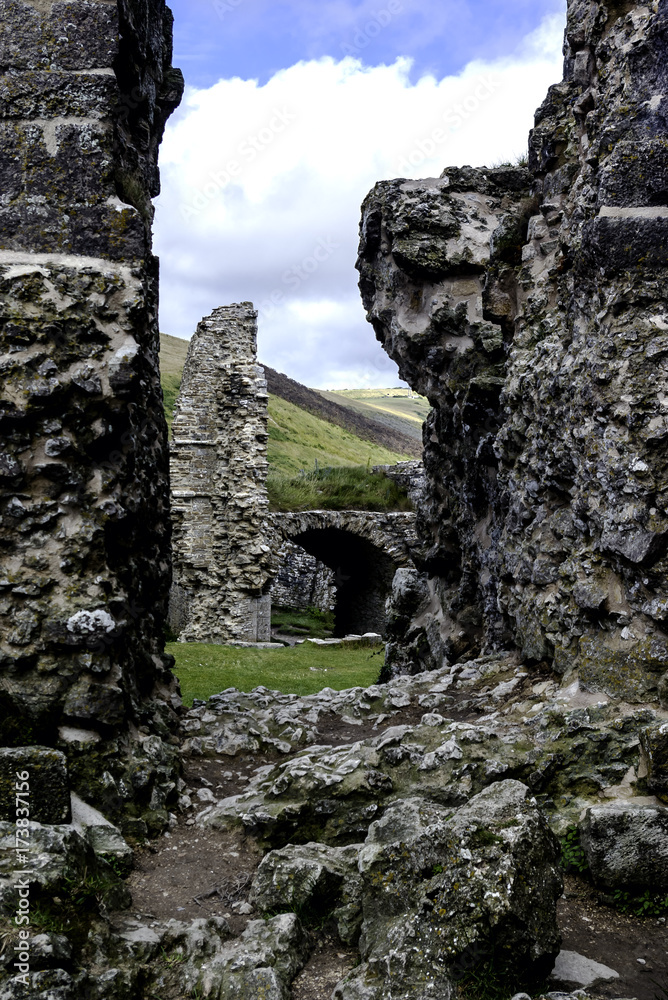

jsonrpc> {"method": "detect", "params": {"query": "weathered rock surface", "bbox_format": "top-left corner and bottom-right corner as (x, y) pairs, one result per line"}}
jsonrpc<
(640, 720), (668, 803)
(0, 0), (183, 821)
(0, 747), (69, 823)
(550, 950), (619, 990)
(358, 0), (668, 703)
(580, 801), (668, 891)
(193, 653), (662, 846)
(251, 842), (363, 944)
(335, 781), (561, 999)
(2, 653), (663, 997)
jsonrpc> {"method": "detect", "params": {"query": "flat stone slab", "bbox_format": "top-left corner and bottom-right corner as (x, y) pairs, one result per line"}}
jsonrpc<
(551, 950), (620, 988)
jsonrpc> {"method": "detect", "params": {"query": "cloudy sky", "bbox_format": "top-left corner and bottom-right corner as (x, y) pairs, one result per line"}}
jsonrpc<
(156, 0), (567, 389)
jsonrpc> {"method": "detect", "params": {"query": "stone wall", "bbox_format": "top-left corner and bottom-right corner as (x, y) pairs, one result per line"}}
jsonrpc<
(372, 461), (427, 509)
(170, 304), (275, 643)
(269, 541), (337, 614)
(358, 0), (668, 703)
(0, 0), (183, 799)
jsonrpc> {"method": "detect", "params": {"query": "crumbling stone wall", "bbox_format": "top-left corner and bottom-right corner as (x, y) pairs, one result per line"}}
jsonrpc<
(358, 0), (668, 703)
(170, 304), (275, 643)
(270, 541), (337, 614)
(0, 0), (183, 790)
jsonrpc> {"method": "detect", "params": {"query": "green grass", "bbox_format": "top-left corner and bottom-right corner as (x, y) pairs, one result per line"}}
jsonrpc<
(162, 372), (182, 436)
(168, 642), (384, 706)
(267, 464), (413, 512)
(267, 395), (409, 475)
(271, 606), (335, 638)
(158, 334), (412, 468)
(321, 388), (430, 439)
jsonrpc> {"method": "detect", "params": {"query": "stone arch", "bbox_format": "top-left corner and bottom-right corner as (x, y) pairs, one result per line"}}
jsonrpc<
(269, 512), (418, 637)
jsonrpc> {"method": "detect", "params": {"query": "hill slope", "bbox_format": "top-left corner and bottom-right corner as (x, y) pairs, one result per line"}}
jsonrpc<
(158, 335), (418, 470)
(263, 366), (421, 458)
(267, 394), (408, 475)
(319, 389), (429, 444)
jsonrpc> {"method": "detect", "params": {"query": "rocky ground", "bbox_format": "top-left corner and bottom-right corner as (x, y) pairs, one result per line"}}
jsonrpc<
(1, 655), (667, 998)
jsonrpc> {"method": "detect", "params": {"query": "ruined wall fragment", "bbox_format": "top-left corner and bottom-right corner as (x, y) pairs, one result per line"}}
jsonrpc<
(270, 541), (337, 615)
(0, 0), (183, 826)
(359, 0), (668, 702)
(170, 304), (275, 643)
(358, 167), (535, 672)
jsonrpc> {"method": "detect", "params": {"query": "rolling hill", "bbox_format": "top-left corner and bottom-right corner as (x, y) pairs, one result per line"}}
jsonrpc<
(159, 333), (426, 474)
(319, 388), (430, 444)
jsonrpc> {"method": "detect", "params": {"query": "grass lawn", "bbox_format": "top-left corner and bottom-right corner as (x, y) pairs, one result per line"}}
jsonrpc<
(168, 641), (385, 706)
(271, 606), (335, 638)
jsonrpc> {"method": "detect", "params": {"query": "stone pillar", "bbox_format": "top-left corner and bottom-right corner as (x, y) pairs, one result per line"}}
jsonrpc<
(0, 0), (183, 824)
(170, 304), (275, 643)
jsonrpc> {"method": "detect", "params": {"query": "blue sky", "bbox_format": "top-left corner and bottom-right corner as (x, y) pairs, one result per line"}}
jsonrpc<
(156, 1), (567, 388)
(169, 0), (565, 88)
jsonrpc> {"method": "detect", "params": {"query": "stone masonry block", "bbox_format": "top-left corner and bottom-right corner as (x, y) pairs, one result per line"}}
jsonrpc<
(0, 120), (116, 205)
(640, 722), (668, 803)
(580, 803), (668, 891)
(581, 216), (668, 274)
(0, 746), (70, 824)
(0, 202), (147, 259)
(0, 71), (120, 120)
(0, 2), (120, 73)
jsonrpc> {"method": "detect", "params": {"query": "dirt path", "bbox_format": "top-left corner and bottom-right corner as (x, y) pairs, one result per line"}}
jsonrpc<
(558, 875), (668, 1000)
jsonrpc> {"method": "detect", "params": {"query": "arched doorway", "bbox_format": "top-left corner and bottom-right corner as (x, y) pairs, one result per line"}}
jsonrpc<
(288, 527), (398, 636)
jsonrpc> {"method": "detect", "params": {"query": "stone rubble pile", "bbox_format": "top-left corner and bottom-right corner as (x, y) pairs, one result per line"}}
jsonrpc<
(3, 652), (665, 998)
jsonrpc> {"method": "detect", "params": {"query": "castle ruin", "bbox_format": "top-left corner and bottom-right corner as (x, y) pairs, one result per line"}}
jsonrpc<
(169, 304), (275, 643)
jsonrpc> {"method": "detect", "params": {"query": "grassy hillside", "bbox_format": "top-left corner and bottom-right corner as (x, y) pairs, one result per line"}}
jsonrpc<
(267, 464), (413, 512)
(264, 366), (421, 458)
(160, 332), (190, 377)
(159, 334), (415, 471)
(160, 333), (189, 436)
(321, 388), (430, 442)
(267, 394), (408, 475)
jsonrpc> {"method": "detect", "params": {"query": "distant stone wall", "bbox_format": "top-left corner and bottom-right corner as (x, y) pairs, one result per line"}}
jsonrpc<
(0, 1), (183, 760)
(373, 461), (427, 509)
(170, 304), (275, 643)
(270, 541), (337, 613)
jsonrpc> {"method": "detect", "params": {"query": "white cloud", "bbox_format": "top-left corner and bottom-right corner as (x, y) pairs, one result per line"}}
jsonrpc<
(154, 11), (565, 389)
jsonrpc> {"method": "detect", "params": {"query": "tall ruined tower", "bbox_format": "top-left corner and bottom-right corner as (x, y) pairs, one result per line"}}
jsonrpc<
(170, 304), (275, 644)
(359, 0), (668, 704)
(0, 0), (183, 828)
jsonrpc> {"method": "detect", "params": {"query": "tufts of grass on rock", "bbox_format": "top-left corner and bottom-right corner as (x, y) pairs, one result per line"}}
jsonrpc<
(267, 464), (413, 513)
